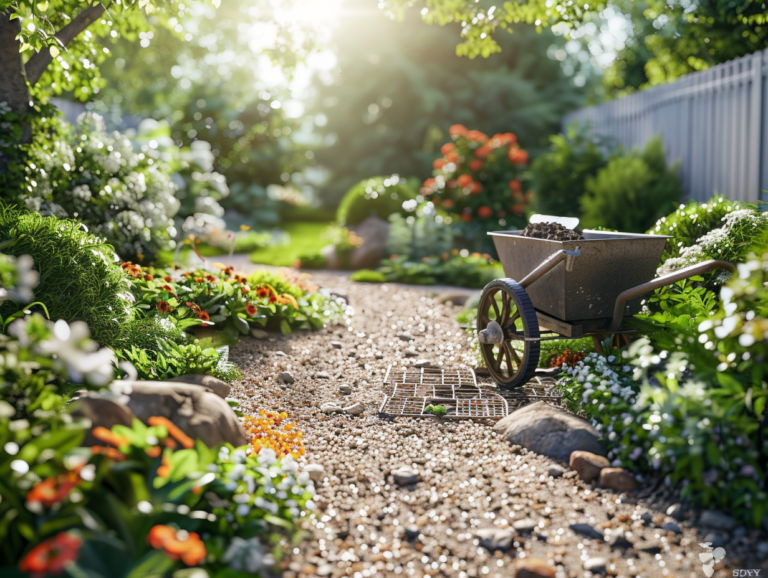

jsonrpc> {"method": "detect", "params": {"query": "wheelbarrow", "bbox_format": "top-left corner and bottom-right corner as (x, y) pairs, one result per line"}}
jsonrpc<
(476, 216), (735, 388)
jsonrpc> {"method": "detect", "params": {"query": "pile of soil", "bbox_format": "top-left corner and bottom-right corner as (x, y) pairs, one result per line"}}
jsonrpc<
(522, 222), (583, 241)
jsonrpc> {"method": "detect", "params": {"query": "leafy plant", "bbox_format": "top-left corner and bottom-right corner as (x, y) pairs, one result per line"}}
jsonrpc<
(350, 269), (387, 283)
(378, 252), (503, 288)
(0, 206), (132, 348)
(425, 404), (447, 416)
(336, 175), (418, 226)
(580, 137), (681, 233)
(387, 206), (454, 262)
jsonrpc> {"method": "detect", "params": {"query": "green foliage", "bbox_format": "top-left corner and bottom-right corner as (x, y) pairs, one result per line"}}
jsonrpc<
(322, 224), (363, 261)
(424, 404), (447, 416)
(295, 252), (327, 270)
(530, 123), (610, 218)
(378, 253), (503, 288)
(0, 207), (132, 347)
(314, 9), (584, 206)
(248, 222), (328, 268)
(387, 211), (454, 262)
(350, 269), (387, 283)
(337, 175), (418, 227)
(247, 270), (306, 300)
(580, 137), (681, 233)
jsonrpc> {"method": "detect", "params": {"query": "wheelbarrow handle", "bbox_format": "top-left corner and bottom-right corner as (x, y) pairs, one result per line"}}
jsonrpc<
(519, 247), (580, 289)
(608, 259), (736, 331)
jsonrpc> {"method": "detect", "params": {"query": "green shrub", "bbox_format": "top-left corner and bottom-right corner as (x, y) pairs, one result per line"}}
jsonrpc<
(0, 207), (132, 347)
(580, 137), (681, 233)
(295, 252), (326, 269)
(530, 122), (610, 218)
(387, 208), (454, 262)
(337, 175), (417, 226)
(350, 269), (387, 283)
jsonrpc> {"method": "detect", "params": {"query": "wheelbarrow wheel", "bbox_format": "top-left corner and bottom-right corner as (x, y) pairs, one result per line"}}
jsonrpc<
(476, 278), (540, 388)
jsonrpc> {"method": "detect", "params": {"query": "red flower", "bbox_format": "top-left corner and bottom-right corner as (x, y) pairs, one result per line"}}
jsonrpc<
(449, 124), (467, 137)
(457, 174), (473, 187)
(478, 206), (493, 218)
(161, 284), (176, 294)
(466, 129), (488, 143)
(144, 274), (153, 281)
(441, 142), (455, 155)
(442, 198), (454, 209)
(194, 277), (205, 284)
(26, 472), (80, 508)
(185, 301), (200, 311)
(433, 158), (446, 169)
(469, 182), (482, 194)
(509, 179), (522, 192)
(269, 294), (277, 303)
(198, 311), (210, 321)
(474, 145), (491, 159)
(460, 213), (472, 222)
(205, 275), (216, 283)
(147, 525), (207, 566)
(508, 147), (529, 165)
(256, 287), (270, 299)
(469, 159), (483, 172)
(512, 203), (525, 216)
(157, 301), (171, 313)
(246, 303), (258, 316)
(20, 532), (82, 575)
(164, 276), (172, 282)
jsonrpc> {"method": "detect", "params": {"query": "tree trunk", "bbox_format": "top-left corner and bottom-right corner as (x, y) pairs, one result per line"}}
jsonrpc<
(0, 11), (30, 131)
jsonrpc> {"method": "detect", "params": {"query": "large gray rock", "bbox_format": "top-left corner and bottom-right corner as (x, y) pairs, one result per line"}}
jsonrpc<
(71, 394), (136, 446)
(350, 216), (390, 270)
(493, 402), (604, 462)
(114, 381), (247, 447)
(169, 373), (231, 399)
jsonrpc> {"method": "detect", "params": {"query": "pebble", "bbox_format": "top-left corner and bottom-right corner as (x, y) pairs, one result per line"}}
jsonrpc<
(514, 558), (556, 578)
(338, 384), (352, 395)
(598, 467), (637, 491)
(316, 371), (331, 379)
(320, 402), (343, 414)
(547, 464), (566, 478)
(608, 532), (634, 549)
(392, 467), (420, 486)
(397, 332), (414, 341)
(660, 521), (681, 534)
(584, 557), (608, 575)
(404, 349), (418, 357)
(404, 525), (420, 539)
(704, 532), (727, 548)
(666, 503), (684, 520)
(513, 518), (537, 534)
(277, 371), (295, 385)
(330, 341), (342, 349)
(343, 402), (364, 416)
(412, 359), (432, 368)
(700, 510), (736, 531)
(303, 464), (325, 482)
(569, 523), (604, 540)
(476, 527), (514, 551)
(569, 450), (609, 481)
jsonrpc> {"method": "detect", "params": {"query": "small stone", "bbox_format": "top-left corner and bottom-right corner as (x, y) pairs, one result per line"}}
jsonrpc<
(404, 525), (420, 539)
(317, 564), (334, 576)
(569, 523), (604, 540)
(316, 371), (331, 379)
(570, 451), (610, 482)
(700, 510), (736, 531)
(404, 349), (418, 358)
(608, 532), (634, 549)
(598, 467), (637, 491)
(348, 351), (357, 358)
(343, 402), (364, 416)
(272, 350), (286, 356)
(330, 341), (343, 349)
(514, 557), (556, 578)
(303, 464), (325, 482)
(584, 557), (608, 575)
(512, 518), (537, 534)
(666, 503), (684, 520)
(320, 402), (343, 414)
(413, 359), (432, 368)
(660, 521), (681, 534)
(338, 384), (352, 395)
(397, 332), (414, 342)
(277, 371), (295, 385)
(250, 328), (269, 339)
(703, 533), (727, 548)
(476, 528), (515, 551)
(637, 541), (662, 555)
(547, 465), (566, 478)
(640, 512), (653, 524)
(392, 467), (420, 486)
(375, 352), (384, 359)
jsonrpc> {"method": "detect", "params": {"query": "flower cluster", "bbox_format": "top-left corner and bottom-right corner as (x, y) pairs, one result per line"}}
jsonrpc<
(421, 124), (532, 231)
(244, 410), (305, 458)
(548, 348), (586, 368)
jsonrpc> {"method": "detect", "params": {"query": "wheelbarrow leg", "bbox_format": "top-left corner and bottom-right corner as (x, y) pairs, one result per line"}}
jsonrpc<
(591, 335), (603, 354)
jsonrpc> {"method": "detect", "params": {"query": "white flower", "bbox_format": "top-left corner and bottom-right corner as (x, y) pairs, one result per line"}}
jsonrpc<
(223, 537), (271, 574)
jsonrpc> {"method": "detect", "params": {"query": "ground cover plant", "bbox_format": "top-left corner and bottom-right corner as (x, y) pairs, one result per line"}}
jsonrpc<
(249, 222), (327, 267)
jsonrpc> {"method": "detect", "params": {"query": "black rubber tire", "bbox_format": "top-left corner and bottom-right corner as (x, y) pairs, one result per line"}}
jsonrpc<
(476, 278), (540, 388)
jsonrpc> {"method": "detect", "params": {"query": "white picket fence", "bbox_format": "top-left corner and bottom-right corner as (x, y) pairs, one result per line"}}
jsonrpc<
(563, 50), (767, 204)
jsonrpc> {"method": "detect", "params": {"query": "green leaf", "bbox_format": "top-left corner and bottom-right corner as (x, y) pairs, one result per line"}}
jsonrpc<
(125, 550), (177, 578)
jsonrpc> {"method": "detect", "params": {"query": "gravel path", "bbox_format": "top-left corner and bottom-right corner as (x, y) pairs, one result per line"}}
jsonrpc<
(227, 269), (767, 578)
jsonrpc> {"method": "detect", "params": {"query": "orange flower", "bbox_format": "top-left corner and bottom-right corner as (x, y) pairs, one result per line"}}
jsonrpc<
(148, 416), (195, 449)
(508, 147), (529, 165)
(433, 158), (446, 170)
(26, 471), (80, 507)
(445, 152), (459, 163)
(185, 301), (200, 311)
(512, 203), (525, 216)
(449, 124), (467, 137)
(92, 426), (129, 448)
(198, 311), (210, 321)
(20, 532), (82, 575)
(478, 206), (493, 219)
(164, 276), (172, 282)
(157, 301), (172, 313)
(469, 159), (483, 172)
(469, 182), (482, 194)
(441, 199), (454, 209)
(457, 174), (473, 187)
(474, 145), (491, 159)
(269, 294), (277, 304)
(147, 525), (207, 566)
(441, 142), (455, 155)
(144, 274), (153, 281)
(466, 129), (488, 143)
(161, 284), (176, 294)
(509, 179), (522, 192)
(91, 446), (126, 461)
(246, 303), (258, 316)
(256, 286), (270, 299)
(145, 446), (162, 458)
(157, 453), (171, 479)
(194, 277), (205, 284)
(278, 294), (299, 310)
(460, 213), (472, 222)
(205, 275), (217, 283)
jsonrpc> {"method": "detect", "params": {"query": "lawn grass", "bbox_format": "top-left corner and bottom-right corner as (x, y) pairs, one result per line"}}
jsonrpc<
(249, 222), (329, 267)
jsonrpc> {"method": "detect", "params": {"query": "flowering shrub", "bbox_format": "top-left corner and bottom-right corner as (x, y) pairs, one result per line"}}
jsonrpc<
(421, 125), (532, 233)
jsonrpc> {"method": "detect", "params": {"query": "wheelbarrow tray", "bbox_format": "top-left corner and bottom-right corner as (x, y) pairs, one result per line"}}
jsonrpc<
(489, 230), (671, 321)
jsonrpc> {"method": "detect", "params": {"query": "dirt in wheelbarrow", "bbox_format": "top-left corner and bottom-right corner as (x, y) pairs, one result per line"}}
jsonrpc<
(522, 221), (584, 241)
(224, 268), (767, 578)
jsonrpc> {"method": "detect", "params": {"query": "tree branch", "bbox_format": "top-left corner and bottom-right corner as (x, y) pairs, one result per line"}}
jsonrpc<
(25, 3), (106, 86)
(0, 11), (30, 125)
